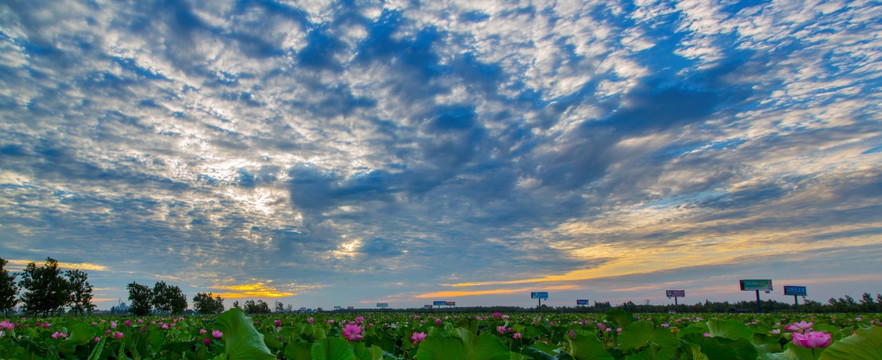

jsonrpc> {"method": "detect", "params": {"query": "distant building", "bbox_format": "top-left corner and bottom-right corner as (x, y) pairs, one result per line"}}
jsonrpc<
(110, 302), (130, 314)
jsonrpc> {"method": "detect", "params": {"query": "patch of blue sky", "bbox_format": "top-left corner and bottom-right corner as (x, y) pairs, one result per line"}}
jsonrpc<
(113, 57), (169, 81)
(863, 145), (882, 155)
(642, 189), (728, 209)
(655, 138), (747, 158)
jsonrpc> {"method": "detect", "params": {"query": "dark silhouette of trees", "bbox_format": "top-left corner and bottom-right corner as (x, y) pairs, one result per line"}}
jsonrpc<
(0, 257), (18, 315)
(244, 299), (270, 314)
(152, 281), (188, 314)
(65, 269), (95, 315)
(18, 258), (70, 317)
(127, 282), (153, 316)
(193, 292), (225, 314)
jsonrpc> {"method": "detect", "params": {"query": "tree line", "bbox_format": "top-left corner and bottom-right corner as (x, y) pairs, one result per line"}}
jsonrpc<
(124, 281), (225, 316)
(0, 256), (226, 316)
(0, 257), (95, 316)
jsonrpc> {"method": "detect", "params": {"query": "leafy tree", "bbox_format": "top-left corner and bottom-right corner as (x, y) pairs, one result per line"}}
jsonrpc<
(244, 299), (270, 314)
(232, 300), (240, 309)
(152, 281), (187, 314)
(0, 257), (19, 315)
(193, 292), (225, 314)
(18, 257), (70, 317)
(66, 269), (94, 315)
(275, 301), (284, 313)
(127, 282), (153, 316)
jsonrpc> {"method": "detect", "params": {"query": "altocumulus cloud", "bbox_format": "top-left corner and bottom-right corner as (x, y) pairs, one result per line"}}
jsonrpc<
(0, 0), (880, 308)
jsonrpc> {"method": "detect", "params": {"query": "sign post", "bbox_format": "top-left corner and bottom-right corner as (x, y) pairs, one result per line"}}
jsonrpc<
(784, 286), (807, 309)
(531, 292), (548, 307)
(665, 290), (685, 306)
(576, 299), (589, 307)
(740, 279), (773, 313)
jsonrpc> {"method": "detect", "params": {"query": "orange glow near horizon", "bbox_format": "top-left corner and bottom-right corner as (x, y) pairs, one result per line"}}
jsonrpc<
(210, 282), (296, 298)
(414, 284), (581, 299)
(443, 222), (882, 289)
(6, 259), (108, 271)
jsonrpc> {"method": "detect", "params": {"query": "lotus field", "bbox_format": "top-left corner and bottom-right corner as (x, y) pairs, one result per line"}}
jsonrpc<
(1, 309), (881, 359)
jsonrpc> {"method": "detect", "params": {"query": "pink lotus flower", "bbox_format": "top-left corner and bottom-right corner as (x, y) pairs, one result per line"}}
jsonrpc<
(497, 326), (508, 334)
(113, 331), (123, 339)
(307, 318), (314, 324)
(342, 323), (363, 341)
(110, 321), (117, 329)
(51, 331), (67, 339)
(161, 323), (170, 329)
(784, 321), (813, 333)
(212, 330), (223, 339)
(42, 323), (51, 329)
(125, 320), (132, 326)
(274, 320), (282, 327)
(0, 320), (13, 330)
(411, 332), (427, 344)
(94, 337), (100, 342)
(204, 338), (211, 345)
(513, 333), (522, 339)
(792, 331), (832, 349)
(492, 312), (503, 319)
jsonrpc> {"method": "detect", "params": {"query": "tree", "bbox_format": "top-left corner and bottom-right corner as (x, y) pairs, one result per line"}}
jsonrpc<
(18, 257), (70, 317)
(66, 269), (95, 315)
(193, 292), (225, 314)
(152, 281), (187, 314)
(127, 282), (153, 316)
(232, 300), (240, 309)
(275, 301), (284, 313)
(244, 299), (270, 314)
(0, 257), (19, 316)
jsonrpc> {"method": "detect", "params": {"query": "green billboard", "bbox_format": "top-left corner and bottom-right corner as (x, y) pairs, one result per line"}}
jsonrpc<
(740, 279), (773, 291)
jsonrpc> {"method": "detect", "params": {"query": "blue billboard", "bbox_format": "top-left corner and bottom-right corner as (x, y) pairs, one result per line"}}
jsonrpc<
(530, 292), (548, 299)
(576, 299), (589, 305)
(784, 286), (807, 296)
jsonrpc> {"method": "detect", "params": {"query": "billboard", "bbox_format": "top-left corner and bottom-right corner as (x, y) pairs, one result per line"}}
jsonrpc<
(784, 286), (807, 296)
(740, 279), (773, 291)
(576, 299), (589, 305)
(376, 303), (389, 308)
(666, 290), (686, 297)
(424, 305), (433, 309)
(531, 292), (549, 299)
(445, 301), (455, 306)
(433, 301), (447, 306)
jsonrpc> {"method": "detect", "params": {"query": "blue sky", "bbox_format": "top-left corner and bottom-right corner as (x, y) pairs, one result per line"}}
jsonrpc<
(1, 0), (880, 310)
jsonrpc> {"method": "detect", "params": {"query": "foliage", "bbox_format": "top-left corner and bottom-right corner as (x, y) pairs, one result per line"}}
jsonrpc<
(65, 269), (95, 315)
(0, 257), (18, 316)
(193, 292), (226, 314)
(126, 281), (153, 316)
(17, 257), (70, 317)
(244, 299), (271, 314)
(151, 281), (188, 314)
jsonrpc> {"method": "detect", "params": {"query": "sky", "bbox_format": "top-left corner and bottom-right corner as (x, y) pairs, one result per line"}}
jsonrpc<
(1, 0), (881, 311)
